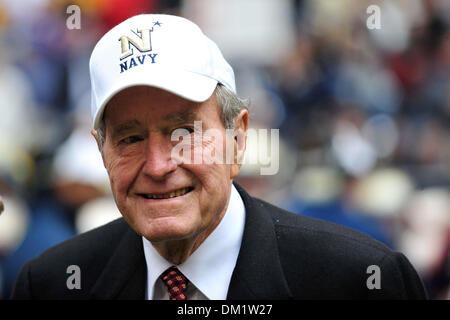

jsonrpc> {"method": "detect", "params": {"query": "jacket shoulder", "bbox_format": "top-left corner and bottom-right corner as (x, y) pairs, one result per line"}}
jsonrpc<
(253, 197), (390, 252)
(280, 202), (387, 248)
(36, 217), (128, 263)
(252, 197), (427, 299)
(12, 218), (130, 299)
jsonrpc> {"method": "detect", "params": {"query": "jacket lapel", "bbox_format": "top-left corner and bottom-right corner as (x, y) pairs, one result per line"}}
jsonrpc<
(90, 225), (146, 299)
(227, 184), (293, 300)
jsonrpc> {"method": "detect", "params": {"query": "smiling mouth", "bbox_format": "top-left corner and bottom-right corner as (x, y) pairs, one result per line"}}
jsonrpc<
(138, 187), (194, 200)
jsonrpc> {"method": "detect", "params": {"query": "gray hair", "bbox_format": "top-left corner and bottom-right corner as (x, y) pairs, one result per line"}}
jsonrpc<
(96, 83), (248, 151)
(215, 83), (249, 129)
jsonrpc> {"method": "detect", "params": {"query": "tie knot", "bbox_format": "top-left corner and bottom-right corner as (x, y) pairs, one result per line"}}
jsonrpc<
(160, 267), (189, 300)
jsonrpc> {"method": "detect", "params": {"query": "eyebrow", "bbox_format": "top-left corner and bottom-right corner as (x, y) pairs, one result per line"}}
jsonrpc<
(162, 110), (198, 123)
(110, 119), (141, 137)
(109, 110), (199, 138)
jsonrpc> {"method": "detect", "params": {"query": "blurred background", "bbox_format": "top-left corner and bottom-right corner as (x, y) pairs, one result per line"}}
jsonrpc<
(0, 0), (448, 299)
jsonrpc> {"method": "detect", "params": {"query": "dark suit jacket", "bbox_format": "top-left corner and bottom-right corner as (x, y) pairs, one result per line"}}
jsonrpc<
(11, 184), (427, 299)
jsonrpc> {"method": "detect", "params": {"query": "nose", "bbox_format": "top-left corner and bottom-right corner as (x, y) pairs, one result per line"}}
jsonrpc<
(141, 133), (177, 181)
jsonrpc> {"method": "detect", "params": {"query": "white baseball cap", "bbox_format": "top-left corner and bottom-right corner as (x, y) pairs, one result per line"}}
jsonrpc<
(89, 14), (236, 129)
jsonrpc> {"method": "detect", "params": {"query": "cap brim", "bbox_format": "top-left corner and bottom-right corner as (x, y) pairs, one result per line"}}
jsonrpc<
(93, 66), (218, 129)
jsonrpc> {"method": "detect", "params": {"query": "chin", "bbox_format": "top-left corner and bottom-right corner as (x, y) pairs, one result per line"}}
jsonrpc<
(139, 218), (198, 243)
(142, 229), (197, 244)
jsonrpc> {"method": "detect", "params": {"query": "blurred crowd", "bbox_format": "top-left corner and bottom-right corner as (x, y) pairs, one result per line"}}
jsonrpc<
(0, 0), (448, 299)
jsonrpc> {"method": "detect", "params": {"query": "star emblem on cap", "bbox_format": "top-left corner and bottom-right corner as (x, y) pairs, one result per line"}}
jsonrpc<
(153, 21), (162, 27)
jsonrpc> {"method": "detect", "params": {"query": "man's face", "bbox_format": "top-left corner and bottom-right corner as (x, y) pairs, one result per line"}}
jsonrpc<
(96, 86), (246, 244)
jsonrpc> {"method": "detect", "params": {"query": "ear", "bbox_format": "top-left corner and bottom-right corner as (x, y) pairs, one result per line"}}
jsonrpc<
(230, 109), (249, 179)
(91, 129), (101, 151)
(91, 129), (107, 168)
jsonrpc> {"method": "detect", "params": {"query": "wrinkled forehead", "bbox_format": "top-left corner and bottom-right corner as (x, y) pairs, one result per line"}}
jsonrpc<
(108, 86), (196, 109)
(101, 85), (220, 128)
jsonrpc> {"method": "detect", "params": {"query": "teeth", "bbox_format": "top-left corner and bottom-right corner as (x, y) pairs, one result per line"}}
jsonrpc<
(143, 187), (191, 199)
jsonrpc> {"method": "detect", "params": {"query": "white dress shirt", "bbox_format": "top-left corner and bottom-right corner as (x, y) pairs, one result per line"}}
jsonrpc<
(142, 184), (246, 300)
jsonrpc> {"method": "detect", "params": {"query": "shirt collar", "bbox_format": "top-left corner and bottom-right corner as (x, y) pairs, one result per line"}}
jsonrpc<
(142, 183), (246, 300)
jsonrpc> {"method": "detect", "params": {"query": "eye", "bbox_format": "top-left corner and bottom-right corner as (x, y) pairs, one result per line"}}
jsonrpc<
(181, 126), (194, 134)
(171, 127), (194, 137)
(121, 135), (143, 144)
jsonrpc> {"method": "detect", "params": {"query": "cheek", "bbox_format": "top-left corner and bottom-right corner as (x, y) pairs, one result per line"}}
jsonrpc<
(172, 130), (234, 167)
(201, 131), (231, 163)
(198, 166), (231, 226)
(181, 132), (232, 193)
(186, 162), (232, 214)
(105, 153), (141, 195)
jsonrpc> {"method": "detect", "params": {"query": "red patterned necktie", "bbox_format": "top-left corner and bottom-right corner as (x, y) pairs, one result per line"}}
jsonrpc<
(160, 267), (189, 300)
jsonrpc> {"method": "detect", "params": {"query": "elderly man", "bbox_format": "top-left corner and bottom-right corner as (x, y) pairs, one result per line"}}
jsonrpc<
(12, 14), (426, 300)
